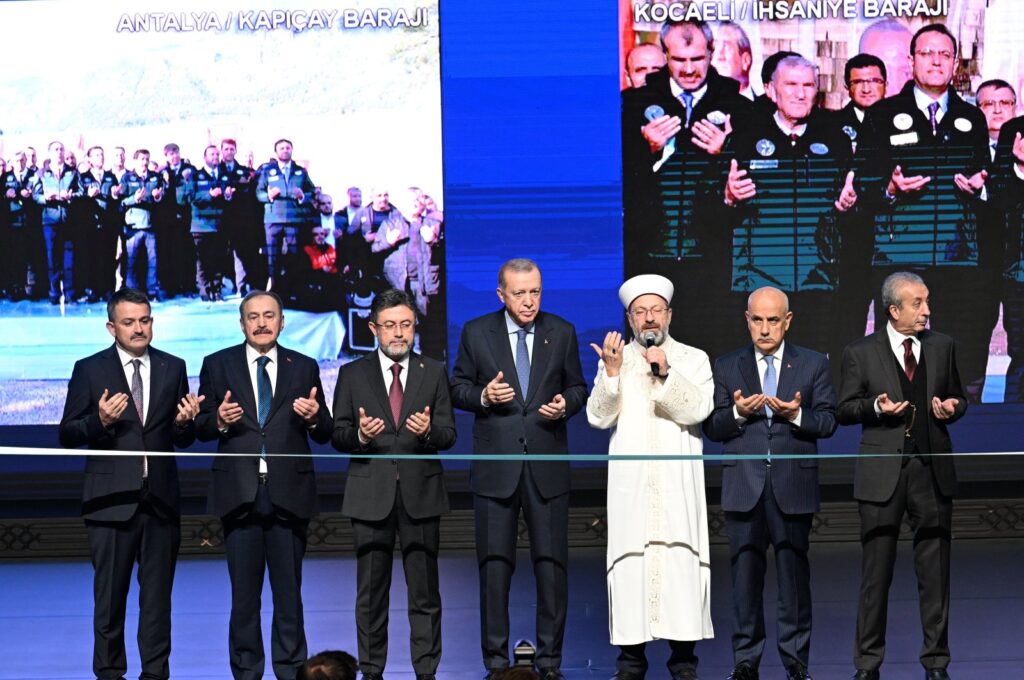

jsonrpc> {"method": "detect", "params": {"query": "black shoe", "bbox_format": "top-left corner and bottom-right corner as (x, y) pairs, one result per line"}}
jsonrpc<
(728, 663), (759, 680)
(853, 671), (879, 680)
(671, 670), (698, 680)
(361, 674), (383, 680)
(924, 670), (950, 680)
(538, 669), (565, 680)
(611, 672), (644, 680)
(787, 664), (811, 680)
(416, 675), (436, 680)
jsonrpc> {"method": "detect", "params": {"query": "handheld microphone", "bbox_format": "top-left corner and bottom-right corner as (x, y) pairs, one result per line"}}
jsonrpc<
(643, 332), (659, 376)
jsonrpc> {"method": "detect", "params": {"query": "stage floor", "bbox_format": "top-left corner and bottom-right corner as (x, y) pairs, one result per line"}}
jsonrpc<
(1, 539), (1021, 679)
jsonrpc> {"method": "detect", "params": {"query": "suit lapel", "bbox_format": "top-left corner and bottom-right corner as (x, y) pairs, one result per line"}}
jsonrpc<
(366, 351), (395, 427)
(230, 344), (258, 425)
(775, 345), (798, 401)
(873, 331), (904, 401)
(739, 347), (761, 397)
(399, 353), (426, 425)
(266, 346), (293, 424)
(525, 315), (552, 406)
(921, 332), (937, 406)
(145, 350), (167, 431)
(488, 312), (522, 401)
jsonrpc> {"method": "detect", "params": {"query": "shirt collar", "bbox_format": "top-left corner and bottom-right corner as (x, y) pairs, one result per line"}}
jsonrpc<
(853, 106), (865, 123)
(913, 86), (949, 116)
(246, 343), (278, 366)
(755, 340), (785, 364)
(886, 321), (919, 350)
(504, 310), (533, 334)
(773, 112), (807, 137)
(115, 343), (149, 368)
(669, 78), (708, 104)
(377, 348), (410, 371)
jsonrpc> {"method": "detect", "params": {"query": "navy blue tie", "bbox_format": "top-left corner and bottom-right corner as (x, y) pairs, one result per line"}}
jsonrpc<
(257, 356), (272, 456)
(516, 329), (530, 398)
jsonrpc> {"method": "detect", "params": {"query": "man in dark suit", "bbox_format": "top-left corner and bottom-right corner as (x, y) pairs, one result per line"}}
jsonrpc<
(59, 287), (203, 680)
(704, 287), (837, 680)
(450, 258), (588, 680)
(838, 272), (966, 680)
(196, 290), (332, 680)
(332, 288), (457, 680)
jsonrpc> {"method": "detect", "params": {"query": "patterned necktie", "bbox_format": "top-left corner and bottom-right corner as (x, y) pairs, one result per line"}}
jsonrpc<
(130, 359), (144, 423)
(903, 338), (917, 381)
(516, 329), (531, 398)
(928, 101), (940, 136)
(256, 356), (272, 456)
(680, 91), (694, 127)
(389, 363), (404, 426)
(763, 355), (777, 420)
(790, 132), (800, 147)
(131, 359), (147, 477)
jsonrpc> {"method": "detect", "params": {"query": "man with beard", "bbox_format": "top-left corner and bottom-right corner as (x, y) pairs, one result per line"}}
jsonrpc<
(856, 23), (990, 403)
(32, 140), (81, 304)
(120, 150), (166, 299)
(703, 287), (836, 680)
(256, 139), (317, 292)
(724, 55), (857, 367)
(195, 290), (332, 680)
(331, 288), (456, 680)
(450, 258), (587, 680)
(220, 138), (265, 296)
(622, 19), (751, 362)
(587, 274), (714, 680)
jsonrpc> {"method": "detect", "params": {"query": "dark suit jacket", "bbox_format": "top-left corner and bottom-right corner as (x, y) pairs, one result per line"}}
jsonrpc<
(332, 351), (456, 521)
(704, 343), (837, 515)
(59, 344), (194, 522)
(837, 329), (967, 503)
(196, 343), (332, 519)
(450, 309), (587, 500)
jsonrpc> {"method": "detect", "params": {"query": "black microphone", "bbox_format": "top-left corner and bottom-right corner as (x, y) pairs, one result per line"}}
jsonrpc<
(643, 332), (659, 376)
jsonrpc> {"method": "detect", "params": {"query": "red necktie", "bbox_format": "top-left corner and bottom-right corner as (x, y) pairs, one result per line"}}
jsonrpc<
(903, 338), (917, 381)
(389, 363), (404, 426)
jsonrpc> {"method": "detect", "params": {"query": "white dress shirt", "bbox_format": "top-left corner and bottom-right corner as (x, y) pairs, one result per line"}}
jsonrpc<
(246, 343), (278, 473)
(873, 322), (921, 416)
(116, 344), (151, 476)
(378, 348), (410, 392)
(913, 86), (949, 125)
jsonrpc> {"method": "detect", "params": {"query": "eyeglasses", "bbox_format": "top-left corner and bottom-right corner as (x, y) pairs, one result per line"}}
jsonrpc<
(630, 306), (668, 319)
(979, 99), (1016, 110)
(915, 48), (954, 61)
(849, 78), (885, 88)
(373, 321), (415, 331)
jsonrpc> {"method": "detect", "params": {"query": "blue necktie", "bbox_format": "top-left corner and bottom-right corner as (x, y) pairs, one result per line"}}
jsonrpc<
(256, 356), (272, 456)
(516, 329), (531, 398)
(763, 355), (777, 421)
(680, 91), (694, 127)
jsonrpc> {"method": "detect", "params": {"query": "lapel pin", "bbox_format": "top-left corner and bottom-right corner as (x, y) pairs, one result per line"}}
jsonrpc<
(419, 362), (425, 369)
(786, 363), (792, 369)
(544, 338), (549, 345)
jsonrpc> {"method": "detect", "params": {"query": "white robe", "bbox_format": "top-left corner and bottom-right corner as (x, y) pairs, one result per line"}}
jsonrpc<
(587, 336), (715, 645)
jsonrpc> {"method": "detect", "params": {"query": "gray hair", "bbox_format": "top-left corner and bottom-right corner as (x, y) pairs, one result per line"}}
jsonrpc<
(772, 55), (819, 85)
(717, 21), (751, 55)
(239, 289), (283, 318)
(858, 19), (912, 53)
(498, 258), (540, 288)
(881, 271), (925, 311)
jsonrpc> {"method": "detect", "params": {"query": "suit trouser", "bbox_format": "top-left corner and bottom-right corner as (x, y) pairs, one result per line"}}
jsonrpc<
(474, 464), (569, 671)
(350, 487), (442, 676)
(265, 223), (301, 284)
(725, 466), (813, 671)
(616, 640), (698, 677)
(43, 221), (75, 300)
(125, 228), (158, 294)
(87, 501), (181, 680)
(855, 456), (953, 672)
(192, 232), (225, 298)
(223, 483), (308, 680)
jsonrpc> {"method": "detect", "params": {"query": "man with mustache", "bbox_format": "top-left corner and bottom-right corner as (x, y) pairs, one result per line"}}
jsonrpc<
(331, 288), (456, 680)
(587, 274), (714, 680)
(196, 290), (332, 680)
(59, 287), (203, 680)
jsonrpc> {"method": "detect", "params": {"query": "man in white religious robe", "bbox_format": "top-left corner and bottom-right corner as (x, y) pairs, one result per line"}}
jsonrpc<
(587, 274), (714, 680)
